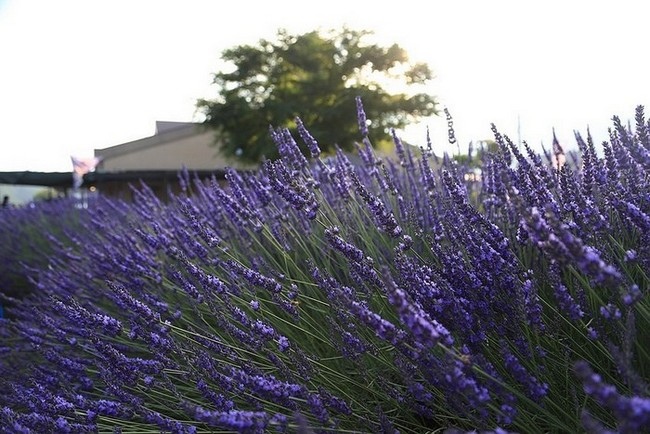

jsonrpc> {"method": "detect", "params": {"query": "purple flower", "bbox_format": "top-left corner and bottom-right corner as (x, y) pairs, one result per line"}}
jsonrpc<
(95, 400), (122, 417)
(385, 270), (453, 349)
(277, 335), (290, 352)
(264, 160), (319, 219)
(600, 303), (622, 320)
(349, 171), (402, 237)
(269, 413), (288, 432)
(347, 299), (406, 346)
(107, 281), (160, 323)
(251, 319), (276, 340)
(143, 409), (196, 433)
(553, 283), (584, 321)
(521, 278), (545, 332)
(622, 284), (642, 306)
(577, 246), (621, 286)
(521, 207), (622, 287)
(324, 227), (366, 263)
(296, 117), (321, 158)
(397, 235), (413, 252)
(501, 344), (548, 401)
(575, 361), (650, 433)
(615, 200), (650, 232)
(53, 299), (123, 337)
(226, 260), (282, 293)
(269, 126), (309, 171)
(43, 349), (87, 376)
(391, 128), (407, 167)
(230, 368), (305, 407)
(307, 394), (329, 424)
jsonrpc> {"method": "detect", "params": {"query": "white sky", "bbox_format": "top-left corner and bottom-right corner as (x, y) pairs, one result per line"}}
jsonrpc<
(1, 0), (649, 172)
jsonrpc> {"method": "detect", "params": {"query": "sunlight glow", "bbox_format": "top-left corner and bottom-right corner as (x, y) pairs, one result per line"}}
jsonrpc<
(0, 0), (649, 172)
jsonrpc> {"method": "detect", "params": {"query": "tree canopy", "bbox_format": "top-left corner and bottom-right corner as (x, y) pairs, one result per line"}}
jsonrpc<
(197, 28), (438, 164)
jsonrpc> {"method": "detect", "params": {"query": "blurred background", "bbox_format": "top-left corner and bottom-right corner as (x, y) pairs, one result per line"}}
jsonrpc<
(1, 0), (649, 203)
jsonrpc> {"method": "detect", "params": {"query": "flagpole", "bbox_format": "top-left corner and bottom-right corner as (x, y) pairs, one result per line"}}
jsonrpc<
(517, 114), (521, 150)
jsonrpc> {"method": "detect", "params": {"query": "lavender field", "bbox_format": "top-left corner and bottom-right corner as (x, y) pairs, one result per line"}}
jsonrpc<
(0, 100), (648, 433)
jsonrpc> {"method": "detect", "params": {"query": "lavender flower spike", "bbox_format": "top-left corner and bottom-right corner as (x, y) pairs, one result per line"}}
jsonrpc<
(349, 171), (402, 237)
(384, 269), (453, 349)
(355, 96), (369, 137)
(575, 361), (650, 433)
(296, 117), (321, 158)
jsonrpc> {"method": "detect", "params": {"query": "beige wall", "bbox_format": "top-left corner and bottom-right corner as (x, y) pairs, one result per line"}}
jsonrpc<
(96, 128), (252, 172)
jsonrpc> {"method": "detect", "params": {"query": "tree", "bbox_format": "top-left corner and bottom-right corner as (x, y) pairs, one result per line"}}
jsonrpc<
(197, 28), (438, 164)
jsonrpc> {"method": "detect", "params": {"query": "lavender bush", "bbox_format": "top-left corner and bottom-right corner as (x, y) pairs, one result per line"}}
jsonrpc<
(0, 199), (90, 310)
(1, 100), (648, 433)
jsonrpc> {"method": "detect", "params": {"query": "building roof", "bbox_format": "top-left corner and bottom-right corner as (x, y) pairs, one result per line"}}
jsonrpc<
(155, 121), (195, 134)
(95, 121), (210, 161)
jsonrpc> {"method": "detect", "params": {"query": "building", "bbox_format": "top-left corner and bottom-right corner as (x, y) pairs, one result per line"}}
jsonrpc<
(0, 122), (252, 203)
(95, 121), (232, 171)
(93, 121), (251, 200)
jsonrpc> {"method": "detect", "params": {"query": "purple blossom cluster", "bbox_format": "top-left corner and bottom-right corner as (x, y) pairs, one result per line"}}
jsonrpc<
(1, 101), (648, 433)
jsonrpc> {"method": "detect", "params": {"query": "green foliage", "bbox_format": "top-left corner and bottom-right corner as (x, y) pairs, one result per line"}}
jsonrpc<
(197, 28), (437, 163)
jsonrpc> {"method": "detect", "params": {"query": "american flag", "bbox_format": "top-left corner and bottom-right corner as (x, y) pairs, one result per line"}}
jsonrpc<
(71, 156), (102, 189)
